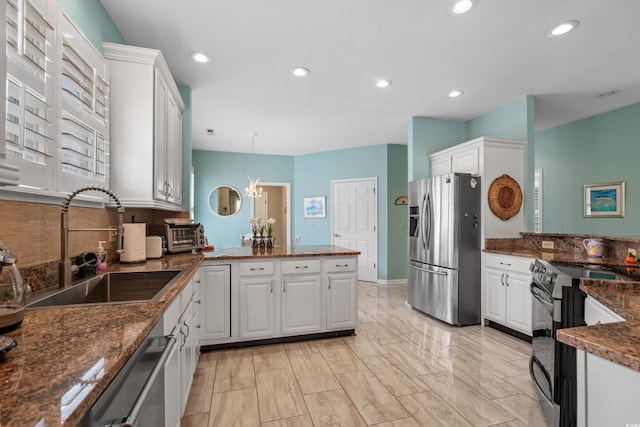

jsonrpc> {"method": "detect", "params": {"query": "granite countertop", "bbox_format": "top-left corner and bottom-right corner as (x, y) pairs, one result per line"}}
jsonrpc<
(203, 244), (361, 260)
(484, 248), (640, 372)
(0, 245), (359, 426)
(0, 252), (204, 427)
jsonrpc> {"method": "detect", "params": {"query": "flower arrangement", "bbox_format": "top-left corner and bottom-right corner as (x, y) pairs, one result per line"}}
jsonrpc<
(266, 217), (276, 237)
(249, 217), (276, 237)
(249, 217), (264, 237)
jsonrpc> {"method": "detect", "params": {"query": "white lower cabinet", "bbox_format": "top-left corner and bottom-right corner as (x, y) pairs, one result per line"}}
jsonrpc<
(327, 274), (357, 330)
(281, 275), (322, 335)
(239, 276), (276, 340)
(483, 253), (533, 335)
(162, 275), (200, 426)
(199, 265), (231, 342)
(199, 255), (358, 346)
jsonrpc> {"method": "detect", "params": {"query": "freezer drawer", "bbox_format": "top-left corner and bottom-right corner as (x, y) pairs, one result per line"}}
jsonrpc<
(407, 261), (459, 325)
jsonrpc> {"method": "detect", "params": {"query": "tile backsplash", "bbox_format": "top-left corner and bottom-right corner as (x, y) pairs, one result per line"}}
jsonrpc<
(0, 199), (188, 291)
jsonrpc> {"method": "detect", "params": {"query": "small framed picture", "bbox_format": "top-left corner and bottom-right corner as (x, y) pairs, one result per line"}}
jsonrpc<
(584, 181), (625, 217)
(303, 196), (326, 218)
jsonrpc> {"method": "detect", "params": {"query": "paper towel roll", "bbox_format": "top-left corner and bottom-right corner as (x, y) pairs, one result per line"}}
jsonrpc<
(121, 223), (146, 263)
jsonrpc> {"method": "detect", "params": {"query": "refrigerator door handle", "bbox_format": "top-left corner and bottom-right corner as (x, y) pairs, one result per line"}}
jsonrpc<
(419, 193), (426, 249)
(424, 193), (431, 250)
(409, 263), (448, 276)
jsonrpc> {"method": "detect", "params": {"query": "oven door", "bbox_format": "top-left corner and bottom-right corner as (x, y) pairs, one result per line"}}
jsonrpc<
(530, 280), (559, 426)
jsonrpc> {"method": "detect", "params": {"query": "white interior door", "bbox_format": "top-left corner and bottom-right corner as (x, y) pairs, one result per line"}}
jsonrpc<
(331, 178), (377, 282)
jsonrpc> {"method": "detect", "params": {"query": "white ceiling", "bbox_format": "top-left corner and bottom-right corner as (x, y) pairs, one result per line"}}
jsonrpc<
(99, 0), (640, 156)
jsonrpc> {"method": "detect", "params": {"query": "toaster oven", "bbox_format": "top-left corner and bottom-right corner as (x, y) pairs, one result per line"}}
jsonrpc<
(165, 223), (205, 253)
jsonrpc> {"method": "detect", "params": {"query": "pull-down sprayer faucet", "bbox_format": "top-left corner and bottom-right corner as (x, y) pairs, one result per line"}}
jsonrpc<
(60, 186), (125, 288)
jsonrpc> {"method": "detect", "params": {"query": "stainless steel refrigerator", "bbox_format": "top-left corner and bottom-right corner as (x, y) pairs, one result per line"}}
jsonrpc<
(407, 173), (481, 326)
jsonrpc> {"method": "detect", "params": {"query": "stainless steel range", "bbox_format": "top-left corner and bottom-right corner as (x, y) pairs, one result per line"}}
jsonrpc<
(529, 259), (586, 427)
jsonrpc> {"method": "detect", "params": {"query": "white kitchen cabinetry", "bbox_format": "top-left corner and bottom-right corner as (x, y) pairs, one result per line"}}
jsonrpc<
(103, 42), (185, 210)
(163, 274), (200, 425)
(200, 254), (358, 346)
(199, 265), (231, 342)
(326, 258), (358, 330)
(239, 262), (277, 340)
(428, 137), (527, 243)
(281, 259), (322, 335)
(483, 253), (533, 336)
(576, 298), (636, 427)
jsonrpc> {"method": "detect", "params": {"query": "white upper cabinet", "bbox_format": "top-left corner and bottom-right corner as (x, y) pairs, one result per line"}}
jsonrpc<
(104, 42), (185, 210)
(428, 137), (527, 242)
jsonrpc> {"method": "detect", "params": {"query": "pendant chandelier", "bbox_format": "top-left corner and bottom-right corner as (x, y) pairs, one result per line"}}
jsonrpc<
(245, 133), (263, 198)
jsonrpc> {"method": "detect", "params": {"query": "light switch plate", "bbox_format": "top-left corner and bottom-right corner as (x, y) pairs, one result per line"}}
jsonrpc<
(542, 241), (555, 250)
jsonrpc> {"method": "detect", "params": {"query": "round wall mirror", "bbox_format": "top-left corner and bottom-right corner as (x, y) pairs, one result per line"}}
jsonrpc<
(208, 185), (242, 216)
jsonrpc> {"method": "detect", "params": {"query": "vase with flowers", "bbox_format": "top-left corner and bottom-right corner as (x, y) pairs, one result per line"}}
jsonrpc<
(266, 217), (276, 248)
(249, 217), (264, 248)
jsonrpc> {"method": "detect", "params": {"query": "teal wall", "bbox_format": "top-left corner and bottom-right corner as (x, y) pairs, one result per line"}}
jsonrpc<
(535, 102), (640, 236)
(192, 151), (295, 248)
(386, 145), (409, 280)
(193, 144), (406, 281)
(57, 0), (125, 53)
(408, 118), (464, 181)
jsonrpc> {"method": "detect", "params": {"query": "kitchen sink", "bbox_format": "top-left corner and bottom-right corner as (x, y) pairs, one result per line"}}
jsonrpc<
(27, 270), (184, 308)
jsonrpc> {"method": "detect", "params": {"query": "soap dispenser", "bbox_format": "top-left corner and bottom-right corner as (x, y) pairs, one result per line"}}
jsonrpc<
(97, 241), (107, 272)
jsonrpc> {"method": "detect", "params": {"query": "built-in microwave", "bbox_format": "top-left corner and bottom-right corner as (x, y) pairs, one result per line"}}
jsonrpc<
(165, 223), (205, 253)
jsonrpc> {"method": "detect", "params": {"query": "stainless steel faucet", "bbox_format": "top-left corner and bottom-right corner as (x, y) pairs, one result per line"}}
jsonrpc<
(60, 185), (125, 288)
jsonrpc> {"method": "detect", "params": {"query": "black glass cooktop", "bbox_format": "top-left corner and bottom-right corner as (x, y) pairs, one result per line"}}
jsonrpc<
(554, 263), (640, 282)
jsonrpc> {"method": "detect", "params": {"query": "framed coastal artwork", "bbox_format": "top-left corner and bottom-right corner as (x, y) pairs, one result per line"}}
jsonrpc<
(584, 181), (625, 217)
(303, 196), (326, 218)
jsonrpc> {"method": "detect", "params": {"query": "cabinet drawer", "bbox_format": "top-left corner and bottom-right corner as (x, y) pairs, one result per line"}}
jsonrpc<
(327, 258), (357, 273)
(484, 253), (532, 273)
(239, 262), (274, 276)
(281, 259), (321, 275)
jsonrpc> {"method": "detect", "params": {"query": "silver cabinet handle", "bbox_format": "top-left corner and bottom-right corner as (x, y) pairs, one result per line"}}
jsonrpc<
(500, 262), (512, 266)
(501, 273), (505, 286)
(295, 265), (309, 269)
(270, 282), (273, 293)
(334, 234), (341, 237)
(505, 273), (509, 286)
(336, 264), (349, 268)
(250, 267), (264, 271)
(283, 282), (286, 292)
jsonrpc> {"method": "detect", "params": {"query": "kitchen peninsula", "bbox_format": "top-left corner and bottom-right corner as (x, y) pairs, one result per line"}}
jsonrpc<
(0, 245), (359, 427)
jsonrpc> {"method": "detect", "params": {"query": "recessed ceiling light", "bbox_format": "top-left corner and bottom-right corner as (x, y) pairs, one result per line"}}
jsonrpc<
(190, 51), (210, 63)
(448, 0), (477, 15)
(448, 89), (464, 98)
(547, 20), (580, 37)
(291, 67), (310, 77)
(375, 79), (392, 88)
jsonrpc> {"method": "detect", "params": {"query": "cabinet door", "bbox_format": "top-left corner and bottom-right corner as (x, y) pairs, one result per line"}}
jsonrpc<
(239, 277), (276, 339)
(430, 155), (451, 177)
(154, 70), (168, 201)
(200, 265), (231, 341)
(451, 147), (479, 174)
(281, 275), (322, 335)
(504, 271), (532, 334)
(180, 305), (193, 414)
(167, 94), (183, 205)
(484, 267), (506, 323)
(327, 274), (357, 330)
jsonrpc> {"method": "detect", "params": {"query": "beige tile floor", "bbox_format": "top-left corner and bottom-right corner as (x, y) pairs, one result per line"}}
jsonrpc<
(181, 282), (546, 426)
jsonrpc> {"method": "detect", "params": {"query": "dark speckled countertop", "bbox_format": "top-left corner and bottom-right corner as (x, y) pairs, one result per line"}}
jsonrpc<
(485, 247), (640, 372)
(0, 245), (359, 427)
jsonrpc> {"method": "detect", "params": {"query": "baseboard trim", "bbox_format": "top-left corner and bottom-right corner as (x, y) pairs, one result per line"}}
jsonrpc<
(200, 329), (356, 352)
(376, 279), (407, 285)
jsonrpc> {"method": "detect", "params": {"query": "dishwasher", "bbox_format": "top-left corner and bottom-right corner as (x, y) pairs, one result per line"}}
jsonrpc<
(79, 320), (177, 427)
